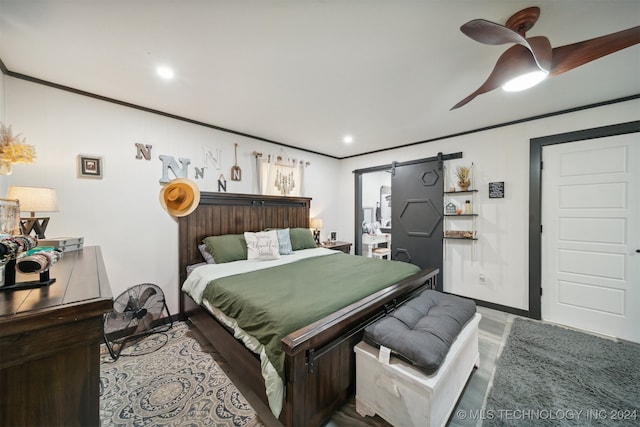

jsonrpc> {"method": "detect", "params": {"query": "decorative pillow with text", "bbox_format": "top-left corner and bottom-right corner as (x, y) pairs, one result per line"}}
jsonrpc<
(244, 230), (281, 261)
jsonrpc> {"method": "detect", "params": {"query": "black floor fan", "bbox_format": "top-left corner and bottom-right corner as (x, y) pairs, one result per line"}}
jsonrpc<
(103, 283), (172, 360)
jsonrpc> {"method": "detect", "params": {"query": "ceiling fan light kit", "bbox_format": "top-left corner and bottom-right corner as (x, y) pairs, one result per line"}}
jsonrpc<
(502, 69), (548, 92)
(452, 6), (640, 109)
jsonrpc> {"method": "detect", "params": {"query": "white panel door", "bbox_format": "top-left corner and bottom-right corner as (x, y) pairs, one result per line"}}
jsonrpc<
(541, 134), (639, 342)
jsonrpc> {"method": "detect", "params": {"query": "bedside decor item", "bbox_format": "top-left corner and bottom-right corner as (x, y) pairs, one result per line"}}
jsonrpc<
(77, 154), (103, 178)
(330, 231), (337, 242)
(5, 186), (59, 239)
(159, 178), (200, 217)
(310, 217), (323, 244)
(455, 165), (472, 190)
(0, 122), (36, 175)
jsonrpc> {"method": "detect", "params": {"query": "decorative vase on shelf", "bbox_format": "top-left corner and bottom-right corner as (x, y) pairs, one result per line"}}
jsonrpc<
(458, 181), (470, 191)
(455, 165), (472, 191)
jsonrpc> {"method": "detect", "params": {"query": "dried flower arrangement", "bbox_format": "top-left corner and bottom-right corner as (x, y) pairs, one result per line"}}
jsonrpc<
(455, 165), (471, 189)
(0, 123), (36, 175)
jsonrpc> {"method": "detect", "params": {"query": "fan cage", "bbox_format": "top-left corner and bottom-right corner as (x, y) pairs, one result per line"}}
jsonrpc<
(103, 283), (173, 360)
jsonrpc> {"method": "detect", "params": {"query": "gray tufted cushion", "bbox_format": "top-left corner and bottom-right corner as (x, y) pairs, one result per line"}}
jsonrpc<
(364, 289), (476, 375)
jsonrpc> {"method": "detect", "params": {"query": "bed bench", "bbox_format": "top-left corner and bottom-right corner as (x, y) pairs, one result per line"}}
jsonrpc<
(355, 290), (480, 427)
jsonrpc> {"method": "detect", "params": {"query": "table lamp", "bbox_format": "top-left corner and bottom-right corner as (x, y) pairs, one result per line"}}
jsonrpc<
(310, 217), (323, 244)
(5, 186), (59, 239)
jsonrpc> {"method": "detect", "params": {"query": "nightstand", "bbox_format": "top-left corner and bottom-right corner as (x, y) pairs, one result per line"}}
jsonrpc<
(321, 240), (352, 254)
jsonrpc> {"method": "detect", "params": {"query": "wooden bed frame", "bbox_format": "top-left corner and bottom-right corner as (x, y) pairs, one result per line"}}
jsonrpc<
(178, 192), (438, 427)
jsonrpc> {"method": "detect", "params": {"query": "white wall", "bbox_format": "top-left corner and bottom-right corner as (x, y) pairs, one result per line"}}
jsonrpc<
(3, 77), (341, 314)
(4, 75), (638, 314)
(338, 98), (640, 311)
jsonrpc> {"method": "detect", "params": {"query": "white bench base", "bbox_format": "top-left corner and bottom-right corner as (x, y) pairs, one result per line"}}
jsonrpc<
(355, 313), (481, 427)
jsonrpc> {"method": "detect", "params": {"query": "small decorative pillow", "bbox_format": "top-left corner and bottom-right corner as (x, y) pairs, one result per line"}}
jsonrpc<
(244, 230), (281, 260)
(289, 227), (317, 251)
(275, 228), (293, 255)
(198, 244), (216, 264)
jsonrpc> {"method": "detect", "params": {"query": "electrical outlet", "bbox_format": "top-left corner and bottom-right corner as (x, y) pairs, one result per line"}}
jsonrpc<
(479, 273), (486, 285)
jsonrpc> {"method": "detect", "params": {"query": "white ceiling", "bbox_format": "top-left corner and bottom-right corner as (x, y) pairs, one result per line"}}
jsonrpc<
(1, 0), (639, 158)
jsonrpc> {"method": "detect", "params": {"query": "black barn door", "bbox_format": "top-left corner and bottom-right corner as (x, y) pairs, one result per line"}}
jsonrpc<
(391, 157), (444, 290)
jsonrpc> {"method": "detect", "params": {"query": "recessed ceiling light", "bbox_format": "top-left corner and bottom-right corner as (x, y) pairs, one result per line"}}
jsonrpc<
(156, 66), (175, 80)
(343, 135), (354, 144)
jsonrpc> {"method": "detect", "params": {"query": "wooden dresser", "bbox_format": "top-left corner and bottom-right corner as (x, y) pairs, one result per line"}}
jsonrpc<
(0, 246), (113, 426)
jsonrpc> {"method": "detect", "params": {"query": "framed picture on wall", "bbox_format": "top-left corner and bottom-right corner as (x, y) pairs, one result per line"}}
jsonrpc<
(78, 155), (103, 179)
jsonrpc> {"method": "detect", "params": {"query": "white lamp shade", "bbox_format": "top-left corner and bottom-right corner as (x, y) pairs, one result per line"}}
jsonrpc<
(6, 186), (59, 214)
(310, 218), (323, 229)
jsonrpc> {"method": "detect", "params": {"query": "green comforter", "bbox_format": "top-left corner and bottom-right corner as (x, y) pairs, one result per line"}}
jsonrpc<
(202, 253), (420, 379)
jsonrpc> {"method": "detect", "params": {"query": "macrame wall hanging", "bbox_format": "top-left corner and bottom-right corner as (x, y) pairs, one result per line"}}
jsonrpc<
(252, 149), (310, 197)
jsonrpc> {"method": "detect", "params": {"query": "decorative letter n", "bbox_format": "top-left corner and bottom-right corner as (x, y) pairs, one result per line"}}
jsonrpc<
(159, 155), (191, 184)
(135, 143), (153, 160)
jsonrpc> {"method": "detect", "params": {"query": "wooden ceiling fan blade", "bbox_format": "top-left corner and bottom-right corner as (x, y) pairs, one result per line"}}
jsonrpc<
(451, 90), (483, 110)
(527, 36), (552, 72)
(461, 19), (551, 73)
(451, 44), (540, 110)
(461, 19), (528, 46)
(550, 26), (640, 76)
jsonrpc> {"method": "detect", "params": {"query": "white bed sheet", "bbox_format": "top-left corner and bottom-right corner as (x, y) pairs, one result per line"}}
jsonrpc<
(181, 246), (338, 417)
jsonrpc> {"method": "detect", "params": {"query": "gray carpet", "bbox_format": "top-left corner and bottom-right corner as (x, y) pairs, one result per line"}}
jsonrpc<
(100, 322), (264, 426)
(484, 318), (640, 426)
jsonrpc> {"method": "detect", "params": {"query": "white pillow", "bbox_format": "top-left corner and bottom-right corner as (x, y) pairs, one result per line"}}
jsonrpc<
(244, 230), (281, 261)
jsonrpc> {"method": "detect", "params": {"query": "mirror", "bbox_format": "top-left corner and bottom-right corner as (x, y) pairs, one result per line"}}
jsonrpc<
(379, 185), (391, 230)
(355, 168), (391, 256)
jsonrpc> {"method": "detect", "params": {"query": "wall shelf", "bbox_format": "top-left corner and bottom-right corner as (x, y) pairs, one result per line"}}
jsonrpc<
(444, 189), (478, 195)
(443, 237), (478, 241)
(443, 164), (478, 259)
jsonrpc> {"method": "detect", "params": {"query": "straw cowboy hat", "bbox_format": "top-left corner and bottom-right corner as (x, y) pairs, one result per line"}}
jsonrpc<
(159, 178), (200, 217)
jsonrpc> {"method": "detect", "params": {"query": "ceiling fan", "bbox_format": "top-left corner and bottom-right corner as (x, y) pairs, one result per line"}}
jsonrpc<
(451, 6), (640, 110)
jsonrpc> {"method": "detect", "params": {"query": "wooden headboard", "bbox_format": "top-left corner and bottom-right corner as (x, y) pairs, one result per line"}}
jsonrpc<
(177, 192), (311, 309)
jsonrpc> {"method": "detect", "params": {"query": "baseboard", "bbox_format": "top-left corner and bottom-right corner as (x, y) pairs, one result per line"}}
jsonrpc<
(474, 299), (529, 317)
(440, 291), (529, 317)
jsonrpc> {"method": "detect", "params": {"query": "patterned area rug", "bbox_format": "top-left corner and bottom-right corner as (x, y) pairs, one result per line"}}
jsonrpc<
(100, 322), (264, 426)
